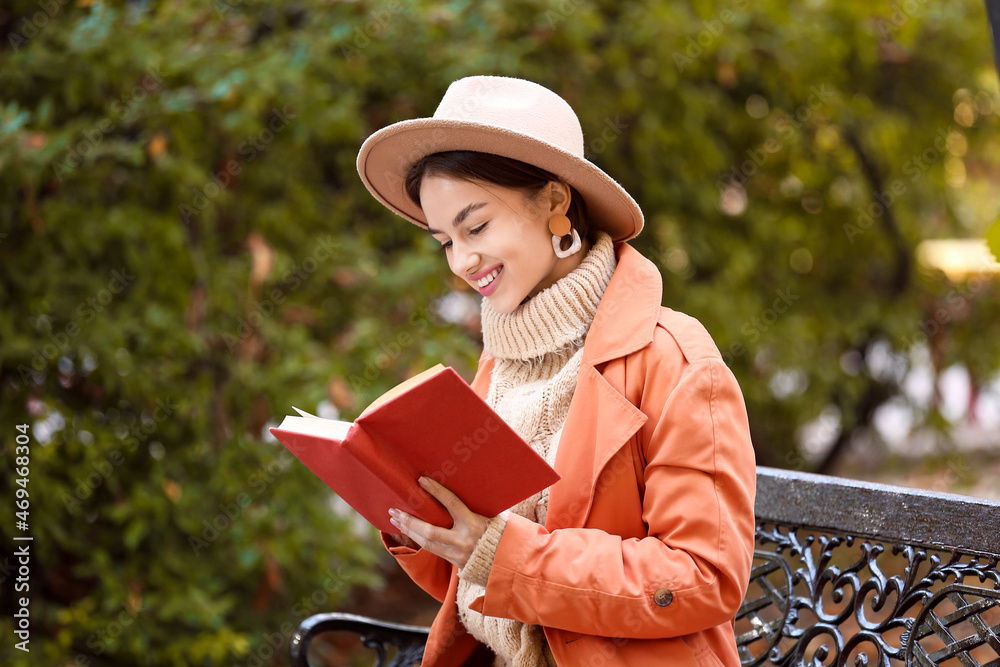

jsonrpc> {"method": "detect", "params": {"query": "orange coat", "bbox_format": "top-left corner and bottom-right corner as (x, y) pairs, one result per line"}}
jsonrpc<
(384, 242), (757, 666)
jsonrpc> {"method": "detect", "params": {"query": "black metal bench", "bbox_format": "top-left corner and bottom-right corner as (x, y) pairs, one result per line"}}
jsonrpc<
(289, 466), (1000, 666)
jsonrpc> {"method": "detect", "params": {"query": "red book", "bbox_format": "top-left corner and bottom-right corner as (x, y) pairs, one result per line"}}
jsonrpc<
(270, 365), (561, 533)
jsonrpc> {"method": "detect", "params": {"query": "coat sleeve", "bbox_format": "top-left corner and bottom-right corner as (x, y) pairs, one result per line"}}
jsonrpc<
(379, 533), (454, 603)
(473, 335), (757, 639)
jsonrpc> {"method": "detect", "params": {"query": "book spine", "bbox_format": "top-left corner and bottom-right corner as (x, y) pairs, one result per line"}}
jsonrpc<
(349, 421), (451, 528)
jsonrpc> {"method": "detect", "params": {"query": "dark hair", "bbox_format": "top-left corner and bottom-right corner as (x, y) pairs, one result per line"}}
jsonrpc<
(404, 151), (592, 246)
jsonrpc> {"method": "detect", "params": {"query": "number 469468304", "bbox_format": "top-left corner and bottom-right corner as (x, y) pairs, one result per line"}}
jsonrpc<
(15, 424), (30, 528)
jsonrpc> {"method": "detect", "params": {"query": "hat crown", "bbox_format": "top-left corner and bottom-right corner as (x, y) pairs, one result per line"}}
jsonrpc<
(356, 75), (643, 242)
(432, 76), (585, 158)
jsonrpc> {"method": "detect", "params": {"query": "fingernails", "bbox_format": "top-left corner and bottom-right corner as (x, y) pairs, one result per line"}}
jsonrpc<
(388, 508), (398, 518)
(419, 476), (432, 488)
(389, 517), (401, 530)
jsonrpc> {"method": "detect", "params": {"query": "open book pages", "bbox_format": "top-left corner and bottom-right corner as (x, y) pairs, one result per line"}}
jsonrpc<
(276, 412), (351, 441)
(359, 363), (445, 416)
(283, 362), (447, 426)
(277, 363), (447, 438)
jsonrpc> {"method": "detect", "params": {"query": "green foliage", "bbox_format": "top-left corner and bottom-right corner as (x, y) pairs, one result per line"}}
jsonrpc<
(1, 0), (998, 664)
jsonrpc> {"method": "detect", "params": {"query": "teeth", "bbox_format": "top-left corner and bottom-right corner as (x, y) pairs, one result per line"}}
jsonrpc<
(476, 267), (500, 288)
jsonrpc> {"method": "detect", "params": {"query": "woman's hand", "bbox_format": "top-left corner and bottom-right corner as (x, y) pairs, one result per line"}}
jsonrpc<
(388, 476), (488, 570)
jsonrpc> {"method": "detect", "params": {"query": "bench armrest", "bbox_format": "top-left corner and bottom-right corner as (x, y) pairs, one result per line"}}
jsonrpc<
(290, 612), (430, 667)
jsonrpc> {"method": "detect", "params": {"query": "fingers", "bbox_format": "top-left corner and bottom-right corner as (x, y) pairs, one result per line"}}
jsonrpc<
(417, 476), (469, 518)
(388, 478), (488, 569)
(388, 507), (440, 548)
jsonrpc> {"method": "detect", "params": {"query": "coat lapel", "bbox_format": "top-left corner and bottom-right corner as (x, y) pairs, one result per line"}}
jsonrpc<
(546, 363), (646, 529)
(544, 242), (663, 529)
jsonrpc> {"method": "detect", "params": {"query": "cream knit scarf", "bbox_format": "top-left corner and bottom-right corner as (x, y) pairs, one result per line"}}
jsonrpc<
(456, 232), (617, 667)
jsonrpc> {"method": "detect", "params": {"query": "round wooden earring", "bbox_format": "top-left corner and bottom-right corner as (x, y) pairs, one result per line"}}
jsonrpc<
(547, 214), (572, 237)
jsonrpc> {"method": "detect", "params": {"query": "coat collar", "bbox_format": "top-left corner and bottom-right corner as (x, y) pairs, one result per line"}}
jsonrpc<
(582, 242), (663, 366)
(546, 242), (661, 529)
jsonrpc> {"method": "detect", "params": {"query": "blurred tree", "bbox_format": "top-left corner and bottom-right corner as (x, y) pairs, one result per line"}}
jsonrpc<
(1, 0), (998, 664)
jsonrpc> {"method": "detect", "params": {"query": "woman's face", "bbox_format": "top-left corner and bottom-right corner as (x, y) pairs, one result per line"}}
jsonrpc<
(421, 175), (581, 314)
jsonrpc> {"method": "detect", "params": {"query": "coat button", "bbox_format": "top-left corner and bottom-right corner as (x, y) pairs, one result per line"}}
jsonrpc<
(654, 587), (673, 606)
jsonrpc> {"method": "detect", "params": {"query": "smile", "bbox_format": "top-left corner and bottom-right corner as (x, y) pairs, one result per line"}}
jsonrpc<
(477, 267), (501, 288)
(475, 265), (503, 296)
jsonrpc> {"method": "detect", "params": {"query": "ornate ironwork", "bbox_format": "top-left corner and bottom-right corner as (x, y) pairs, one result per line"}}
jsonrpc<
(735, 524), (1000, 667)
(289, 612), (429, 667)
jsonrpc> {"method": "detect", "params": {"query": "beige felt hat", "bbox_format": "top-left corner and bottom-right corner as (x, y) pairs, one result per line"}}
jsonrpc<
(356, 76), (643, 242)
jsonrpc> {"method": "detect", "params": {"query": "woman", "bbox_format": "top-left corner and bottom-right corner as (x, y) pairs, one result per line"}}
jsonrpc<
(356, 76), (757, 667)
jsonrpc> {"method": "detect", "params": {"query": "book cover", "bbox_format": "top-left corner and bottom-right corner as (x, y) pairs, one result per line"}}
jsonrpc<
(270, 366), (561, 533)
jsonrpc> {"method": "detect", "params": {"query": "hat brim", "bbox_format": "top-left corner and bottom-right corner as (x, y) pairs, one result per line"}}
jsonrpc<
(357, 118), (643, 243)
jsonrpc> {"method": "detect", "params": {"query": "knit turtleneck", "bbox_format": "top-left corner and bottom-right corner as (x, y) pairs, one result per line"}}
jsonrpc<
(481, 231), (617, 361)
(456, 232), (617, 667)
